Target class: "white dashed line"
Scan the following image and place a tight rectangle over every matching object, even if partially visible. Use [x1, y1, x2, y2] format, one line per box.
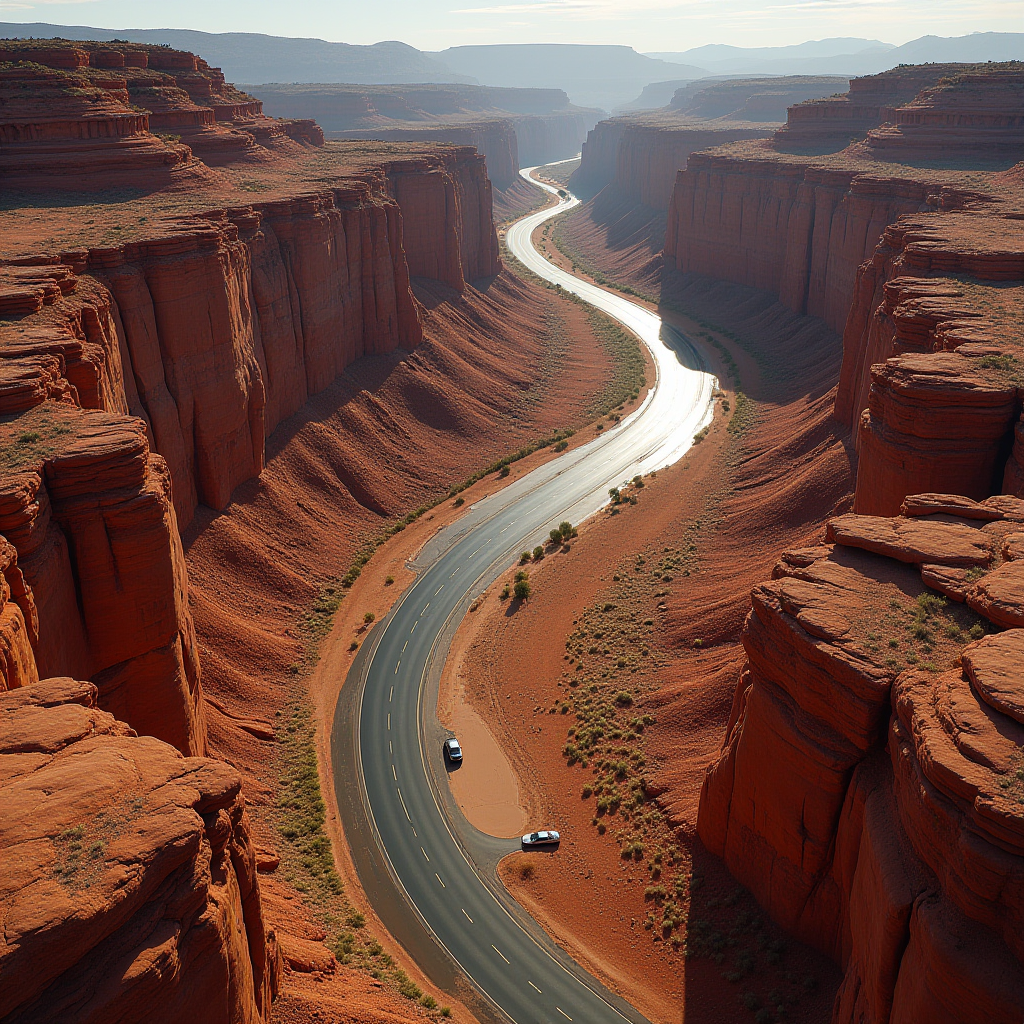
[528, 981, 541, 994]
[421, 847, 430, 861]
[556, 1009, 572, 1021]
[462, 908, 473, 923]
[435, 873, 445, 888]
[391, 764, 396, 780]
[395, 661, 400, 674]
[434, 584, 444, 595]
[397, 787, 411, 821]
[491, 945, 510, 965]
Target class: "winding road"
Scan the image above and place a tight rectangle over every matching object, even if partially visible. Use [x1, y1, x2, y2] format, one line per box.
[332, 166, 716, 1024]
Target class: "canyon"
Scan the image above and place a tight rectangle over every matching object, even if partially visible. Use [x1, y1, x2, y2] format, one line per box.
[249, 82, 600, 194]
[1, 24, 1023, 1024]
[0, 37, 620, 1024]
[455, 59, 1024, 1024]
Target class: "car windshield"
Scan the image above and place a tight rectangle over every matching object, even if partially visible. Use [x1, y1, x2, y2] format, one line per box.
[530, 833, 540, 840]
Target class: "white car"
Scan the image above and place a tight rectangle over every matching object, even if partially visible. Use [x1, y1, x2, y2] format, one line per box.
[443, 737, 463, 763]
[522, 830, 560, 846]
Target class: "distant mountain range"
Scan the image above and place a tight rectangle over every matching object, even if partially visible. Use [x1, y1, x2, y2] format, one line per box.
[424, 44, 706, 112]
[1, 23, 1022, 113]
[648, 32, 1024, 78]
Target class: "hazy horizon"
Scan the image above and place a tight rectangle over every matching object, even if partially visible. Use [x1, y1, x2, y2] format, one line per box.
[0, 0, 1016, 51]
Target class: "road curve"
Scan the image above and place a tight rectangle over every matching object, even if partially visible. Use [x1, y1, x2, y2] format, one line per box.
[334, 168, 717, 1024]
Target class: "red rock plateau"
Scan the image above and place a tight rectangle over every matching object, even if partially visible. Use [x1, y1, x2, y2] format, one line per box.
[249, 81, 600, 192]
[0, 677, 279, 1023]
[0, 40, 323, 188]
[0, 36, 625, 1024]
[699, 496, 1024, 1021]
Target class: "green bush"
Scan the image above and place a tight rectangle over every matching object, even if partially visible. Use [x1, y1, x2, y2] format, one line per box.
[514, 577, 531, 601]
[364, 611, 375, 624]
[559, 520, 574, 540]
[550, 528, 563, 545]
[533, 546, 544, 561]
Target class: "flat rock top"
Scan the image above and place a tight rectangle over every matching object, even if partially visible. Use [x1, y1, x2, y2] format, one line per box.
[963, 629, 1024, 725]
[827, 513, 993, 567]
[969, 560, 1024, 629]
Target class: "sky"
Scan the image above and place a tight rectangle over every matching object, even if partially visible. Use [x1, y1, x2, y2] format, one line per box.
[0, 0, 1020, 51]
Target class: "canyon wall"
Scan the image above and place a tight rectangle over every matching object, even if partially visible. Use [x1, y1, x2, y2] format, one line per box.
[664, 152, 934, 335]
[697, 497, 1024, 1022]
[571, 117, 777, 206]
[0, 145, 499, 762]
[0, 676, 278, 1023]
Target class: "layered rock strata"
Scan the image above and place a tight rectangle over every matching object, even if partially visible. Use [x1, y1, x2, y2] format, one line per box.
[0, 677, 278, 1023]
[571, 114, 777, 207]
[867, 64, 1024, 165]
[0, 407, 206, 757]
[0, 40, 323, 187]
[835, 205, 1024, 513]
[665, 153, 935, 333]
[774, 64, 965, 150]
[698, 494, 1024, 1022]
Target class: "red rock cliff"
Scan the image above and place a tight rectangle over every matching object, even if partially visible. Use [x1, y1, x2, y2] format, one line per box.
[0, 676, 278, 1023]
[698, 495, 1024, 1022]
[665, 149, 932, 333]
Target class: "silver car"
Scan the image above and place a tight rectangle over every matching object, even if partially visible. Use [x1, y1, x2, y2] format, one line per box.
[443, 737, 463, 763]
[522, 830, 560, 846]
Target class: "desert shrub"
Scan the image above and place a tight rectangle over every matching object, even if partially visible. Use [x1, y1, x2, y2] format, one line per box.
[533, 546, 544, 560]
[364, 612, 375, 624]
[514, 578, 531, 601]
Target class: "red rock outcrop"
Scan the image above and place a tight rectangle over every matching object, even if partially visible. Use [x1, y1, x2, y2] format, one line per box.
[0, 407, 206, 758]
[774, 64, 966, 151]
[698, 494, 1024, 1022]
[0, 676, 279, 1023]
[867, 63, 1024, 165]
[834, 202, 1023, 514]
[0, 61, 199, 189]
[572, 115, 778, 208]
[0, 40, 323, 187]
[665, 151, 937, 333]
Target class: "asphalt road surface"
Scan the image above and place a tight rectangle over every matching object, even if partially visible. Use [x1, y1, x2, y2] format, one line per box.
[336, 166, 716, 1024]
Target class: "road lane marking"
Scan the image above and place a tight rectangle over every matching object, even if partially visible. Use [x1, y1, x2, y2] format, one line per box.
[470, 548, 480, 556]
[528, 981, 541, 993]
[389, 686, 393, 702]
[462, 908, 473, 923]
[389, 740, 392, 755]
[421, 846, 430, 861]
[402, 641, 408, 652]
[421, 603, 430, 615]
[434, 584, 444, 595]
[397, 787, 411, 821]
[391, 764, 396, 780]
[556, 1009, 572, 1021]
[411, 620, 417, 633]
[491, 945, 510, 965]
[449, 568, 459, 577]
[395, 661, 400, 674]
[387, 714, 390, 730]
[435, 873, 445, 888]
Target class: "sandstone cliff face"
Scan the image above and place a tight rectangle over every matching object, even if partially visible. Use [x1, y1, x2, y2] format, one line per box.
[0, 677, 278, 1023]
[866, 64, 1024, 165]
[572, 116, 776, 206]
[0, 406, 206, 758]
[1, 147, 500, 529]
[665, 150, 932, 334]
[774, 64, 965, 150]
[698, 495, 1024, 1022]
[0, 40, 322, 189]
[834, 204, 1023, 514]
[334, 121, 520, 190]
